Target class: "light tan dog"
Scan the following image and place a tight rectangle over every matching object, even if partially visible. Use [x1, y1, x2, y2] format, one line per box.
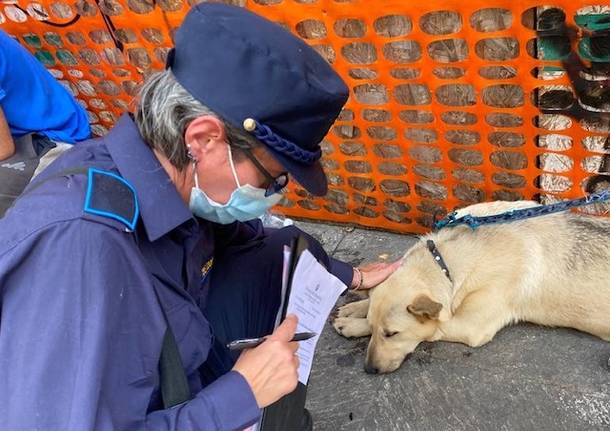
[333, 200, 610, 374]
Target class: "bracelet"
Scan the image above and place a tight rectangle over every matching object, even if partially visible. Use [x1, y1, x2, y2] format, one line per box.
[352, 267, 364, 290]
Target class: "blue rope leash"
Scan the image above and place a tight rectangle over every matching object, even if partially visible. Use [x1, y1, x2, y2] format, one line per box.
[434, 189, 610, 231]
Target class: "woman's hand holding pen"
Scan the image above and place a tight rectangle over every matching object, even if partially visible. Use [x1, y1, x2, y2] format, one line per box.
[232, 314, 300, 408]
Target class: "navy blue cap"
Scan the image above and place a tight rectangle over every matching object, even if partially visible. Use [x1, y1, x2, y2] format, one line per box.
[167, 3, 349, 196]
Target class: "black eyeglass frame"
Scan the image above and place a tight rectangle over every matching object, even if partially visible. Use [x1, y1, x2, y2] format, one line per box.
[240, 148, 289, 197]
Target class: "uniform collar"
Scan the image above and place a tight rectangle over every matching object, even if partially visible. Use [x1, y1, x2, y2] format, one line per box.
[104, 114, 194, 242]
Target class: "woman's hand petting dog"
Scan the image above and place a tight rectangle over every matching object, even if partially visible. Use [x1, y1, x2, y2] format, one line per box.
[352, 260, 402, 290]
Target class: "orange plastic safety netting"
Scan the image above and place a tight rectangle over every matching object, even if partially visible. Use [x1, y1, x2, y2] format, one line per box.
[1, 0, 609, 233]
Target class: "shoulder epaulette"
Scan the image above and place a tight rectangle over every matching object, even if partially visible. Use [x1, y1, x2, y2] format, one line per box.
[84, 168, 139, 231]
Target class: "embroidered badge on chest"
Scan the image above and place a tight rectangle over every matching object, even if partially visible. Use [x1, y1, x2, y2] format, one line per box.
[201, 258, 214, 280]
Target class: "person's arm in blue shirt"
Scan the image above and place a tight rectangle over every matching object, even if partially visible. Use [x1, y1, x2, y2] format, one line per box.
[0, 36, 13, 161]
[0, 105, 15, 160]
[0, 220, 260, 431]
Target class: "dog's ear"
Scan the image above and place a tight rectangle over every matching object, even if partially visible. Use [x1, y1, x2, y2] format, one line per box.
[407, 295, 442, 321]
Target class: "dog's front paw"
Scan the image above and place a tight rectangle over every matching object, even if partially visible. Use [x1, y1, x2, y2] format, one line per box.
[336, 299, 370, 319]
[333, 317, 372, 338]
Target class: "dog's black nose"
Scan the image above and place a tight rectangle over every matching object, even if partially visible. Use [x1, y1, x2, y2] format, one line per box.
[364, 364, 379, 374]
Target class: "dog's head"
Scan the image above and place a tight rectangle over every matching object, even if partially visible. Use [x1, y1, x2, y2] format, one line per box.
[364, 244, 452, 374]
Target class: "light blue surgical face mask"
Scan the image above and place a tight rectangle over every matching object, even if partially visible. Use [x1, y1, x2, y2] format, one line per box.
[189, 146, 282, 224]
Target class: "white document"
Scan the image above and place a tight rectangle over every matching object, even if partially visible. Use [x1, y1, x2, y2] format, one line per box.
[285, 249, 348, 384]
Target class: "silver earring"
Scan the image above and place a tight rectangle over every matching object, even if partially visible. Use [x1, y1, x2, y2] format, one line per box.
[186, 144, 197, 162]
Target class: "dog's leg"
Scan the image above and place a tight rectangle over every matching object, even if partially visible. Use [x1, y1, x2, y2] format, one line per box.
[336, 298, 370, 318]
[434, 290, 510, 348]
[333, 317, 371, 338]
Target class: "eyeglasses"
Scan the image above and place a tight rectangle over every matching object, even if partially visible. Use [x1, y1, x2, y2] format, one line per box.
[241, 149, 289, 197]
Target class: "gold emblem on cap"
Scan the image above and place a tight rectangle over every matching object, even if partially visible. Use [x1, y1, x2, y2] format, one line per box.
[243, 118, 256, 132]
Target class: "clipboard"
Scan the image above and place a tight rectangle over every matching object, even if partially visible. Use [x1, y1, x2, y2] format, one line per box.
[258, 234, 312, 431]
[281, 234, 309, 319]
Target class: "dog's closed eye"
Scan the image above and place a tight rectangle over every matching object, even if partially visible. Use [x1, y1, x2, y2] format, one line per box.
[384, 330, 399, 338]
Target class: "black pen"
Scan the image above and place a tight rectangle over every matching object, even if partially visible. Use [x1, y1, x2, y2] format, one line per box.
[226, 331, 317, 351]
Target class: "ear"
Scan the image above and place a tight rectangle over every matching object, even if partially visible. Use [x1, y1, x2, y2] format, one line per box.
[407, 294, 442, 321]
[184, 115, 227, 160]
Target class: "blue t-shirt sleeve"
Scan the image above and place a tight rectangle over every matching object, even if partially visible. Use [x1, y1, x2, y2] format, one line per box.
[0, 37, 6, 102]
[0, 31, 90, 142]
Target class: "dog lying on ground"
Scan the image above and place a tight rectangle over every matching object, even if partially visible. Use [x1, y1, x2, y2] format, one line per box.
[333, 200, 610, 374]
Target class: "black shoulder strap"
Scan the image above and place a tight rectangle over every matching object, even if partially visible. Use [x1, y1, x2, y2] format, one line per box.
[3, 167, 89, 217]
[21, 167, 90, 195]
[156, 304, 191, 409]
[158, 327, 191, 408]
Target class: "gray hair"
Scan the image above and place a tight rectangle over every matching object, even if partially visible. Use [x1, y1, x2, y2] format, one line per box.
[134, 69, 259, 170]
